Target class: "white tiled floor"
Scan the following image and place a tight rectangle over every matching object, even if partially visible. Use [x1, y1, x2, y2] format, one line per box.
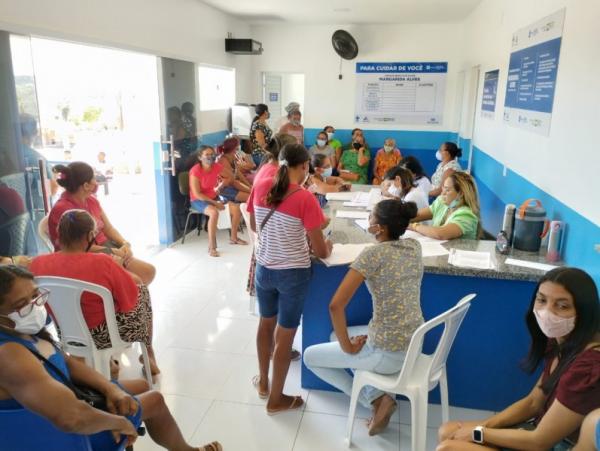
[119, 230, 493, 451]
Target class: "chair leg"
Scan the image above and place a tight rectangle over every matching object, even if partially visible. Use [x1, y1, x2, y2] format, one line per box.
[439, 367, 450, 424]
[182, 212, 193, 244]
[345, 380, 364, 447]
[410, 390, 429, 451]
[139, 343, 154, 388]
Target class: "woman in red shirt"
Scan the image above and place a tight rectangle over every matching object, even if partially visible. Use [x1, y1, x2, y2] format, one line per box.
[189, 146, 247, 257]
[438, 267, 600, 450]
[30, 209, 159, 378]
[49, 162, 155, 285]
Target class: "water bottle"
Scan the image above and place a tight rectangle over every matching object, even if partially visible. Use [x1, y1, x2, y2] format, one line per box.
[546, 221, 563, 262]
[502, 204, 516, 245]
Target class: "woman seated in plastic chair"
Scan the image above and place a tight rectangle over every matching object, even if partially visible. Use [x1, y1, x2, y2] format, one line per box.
[437, 267, 600, 451]
[189, 146, 247, 257]
[215, 137, 251, 201]
[304, 199, 423, 436]
[0, 265, 222, 451]
[30, 210, 160, 379]
[49, 162, 156, 286]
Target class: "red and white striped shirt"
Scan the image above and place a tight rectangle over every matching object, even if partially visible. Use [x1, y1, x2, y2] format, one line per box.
[248, 179, 325, 269]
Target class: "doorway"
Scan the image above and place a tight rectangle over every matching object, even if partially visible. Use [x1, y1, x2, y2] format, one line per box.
[262, 72, 305, 130]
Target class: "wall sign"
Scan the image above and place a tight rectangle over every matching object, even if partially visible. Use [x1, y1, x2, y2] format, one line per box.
[503, 9, 565, 136]
[354, 62, 447, 125]
[481, 69, 499, 119]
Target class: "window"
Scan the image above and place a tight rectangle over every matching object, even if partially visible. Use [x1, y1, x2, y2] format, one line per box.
[198, 66, 235, 111]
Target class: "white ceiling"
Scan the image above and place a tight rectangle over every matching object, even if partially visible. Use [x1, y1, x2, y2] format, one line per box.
[200, 0, 482, 25]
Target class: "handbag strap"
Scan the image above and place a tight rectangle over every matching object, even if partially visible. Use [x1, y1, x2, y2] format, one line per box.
[25, 345, 86, 399]
[259, 188, 302, 232]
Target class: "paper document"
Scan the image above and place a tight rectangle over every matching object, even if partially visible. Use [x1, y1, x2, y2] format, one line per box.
[366, 188, 383, 211]
[448, 249, 493, 270]
[336, 210, 370, 219]
[355, 219, 369, 231]
[420, 242, 450, 257]
[402, 229, 447, 244]
[325, 192, 356, 201]
[320, 243, 373, 267]
[343, 201, 368, 207]
[505, 258, 558, 272]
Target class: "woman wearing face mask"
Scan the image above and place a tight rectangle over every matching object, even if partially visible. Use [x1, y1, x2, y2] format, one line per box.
[323, 125, 343, 160]
[304, 199, 422, 436]
[189, 146, 247, 257]
[309, 131, 337, 168]
[30, 209, 160, 378]
[278, 109, 304, 145]
[372, 138, 402, 185]
[409, 172, 481, 240]
[438, 267, 600, 451]
[307, 155, 349, 208]
[247, 144, 332, 415]
[400, 156, 433, 196]
[49, 162, 156, 285]
[381, 167, 429, 210]
[216, 137, 251, 201]
[0, 265, 223, 451]
[250, 103, 273, 167]
[430, 142, 462, 197]
[339, 129, 370, 185]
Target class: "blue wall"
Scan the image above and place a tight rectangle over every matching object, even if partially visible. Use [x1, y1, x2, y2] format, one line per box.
[200, 130, 229, 147]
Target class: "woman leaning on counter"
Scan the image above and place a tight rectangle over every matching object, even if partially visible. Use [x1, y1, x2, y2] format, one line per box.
[408, 171, 481, 240]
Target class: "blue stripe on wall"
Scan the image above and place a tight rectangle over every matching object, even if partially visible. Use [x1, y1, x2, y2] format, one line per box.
[471, 146, 600, 287]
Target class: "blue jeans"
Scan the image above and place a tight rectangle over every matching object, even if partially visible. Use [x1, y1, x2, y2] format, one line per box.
[304, 325, 405, 409]
[255, 264, 311, 329]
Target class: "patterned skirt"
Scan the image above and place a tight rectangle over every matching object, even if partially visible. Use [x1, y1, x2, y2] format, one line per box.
[246, 251, 257, 297]
[89, 284, 153, 350]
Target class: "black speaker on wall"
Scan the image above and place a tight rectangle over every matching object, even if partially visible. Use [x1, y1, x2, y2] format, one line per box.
[225, 39, 263, 55]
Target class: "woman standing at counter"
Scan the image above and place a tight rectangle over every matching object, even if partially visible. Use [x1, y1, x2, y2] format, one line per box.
[409, 172, 481, 240]
[437, 267, 600, 451]
[304, 199, 423, 436]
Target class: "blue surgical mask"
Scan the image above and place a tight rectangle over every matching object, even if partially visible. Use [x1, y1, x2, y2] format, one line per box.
[202, 156, 216, 165]
[317, 139, 327, 147]
[448, 198, 460, 209]
[322, 167, 333, 178]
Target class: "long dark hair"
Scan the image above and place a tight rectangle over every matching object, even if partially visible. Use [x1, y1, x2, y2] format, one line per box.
[0, 265, 54, 343]
[400, 156, 428, 180]
[53, 162, 95, 193]
[384, 166, 416, 199]
[267, 144, 309, 206]
[522, 267, 600, 394]
[372, 199, 418, 240]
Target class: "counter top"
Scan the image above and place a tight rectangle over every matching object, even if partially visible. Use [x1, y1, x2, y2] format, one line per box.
[322, 185, 561, 282]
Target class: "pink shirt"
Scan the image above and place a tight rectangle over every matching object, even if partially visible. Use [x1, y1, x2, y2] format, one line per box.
[189, 162, 223, 200]
[49, 192, 106, 249]
[254, 163, 279, 186]
[279, 123, 304, 145]
[248, 178, 325, 269]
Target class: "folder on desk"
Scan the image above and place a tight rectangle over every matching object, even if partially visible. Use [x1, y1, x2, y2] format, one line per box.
[320, 243, 373, 267]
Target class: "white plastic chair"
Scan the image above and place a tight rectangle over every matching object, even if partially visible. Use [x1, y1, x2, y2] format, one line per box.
[346, 293, 477, 450]
[35, 276, 153, 387]
[240, 203, 258, 316]
[37, 215, 54, 252]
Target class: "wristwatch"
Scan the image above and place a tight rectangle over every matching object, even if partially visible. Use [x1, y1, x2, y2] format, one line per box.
[472, 425, 484, 444]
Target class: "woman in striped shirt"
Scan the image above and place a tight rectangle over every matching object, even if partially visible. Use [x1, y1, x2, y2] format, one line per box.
[247, 144, 332, 415]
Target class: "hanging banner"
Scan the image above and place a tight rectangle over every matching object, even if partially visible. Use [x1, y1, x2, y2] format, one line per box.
[481, 69, 499, 120]
[503, 9, 565, 136]
[354, 62, 447, 125]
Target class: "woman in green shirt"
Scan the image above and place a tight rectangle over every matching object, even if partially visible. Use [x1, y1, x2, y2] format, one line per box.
[408, 172, 481, 240]
[338, 131, 370, 184]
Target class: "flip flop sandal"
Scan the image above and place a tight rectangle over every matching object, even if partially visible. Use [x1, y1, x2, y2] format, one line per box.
[266, 396, 304, 416]
[199, 441, 223, 451]
[252, 375, 269, 399]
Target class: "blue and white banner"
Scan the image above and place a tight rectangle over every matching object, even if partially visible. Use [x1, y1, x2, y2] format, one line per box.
[355, 62, 447, 125]
[503, 9, 565, 136]
[481, 69, 499, 119]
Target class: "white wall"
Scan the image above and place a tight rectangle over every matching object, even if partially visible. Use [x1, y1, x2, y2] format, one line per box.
[249, 24, 465, 131]
[463, 0, 600, 226]
[0, 0, 253, 133]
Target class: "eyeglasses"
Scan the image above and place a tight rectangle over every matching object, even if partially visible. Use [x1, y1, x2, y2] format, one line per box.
[15, 287, 50, 318]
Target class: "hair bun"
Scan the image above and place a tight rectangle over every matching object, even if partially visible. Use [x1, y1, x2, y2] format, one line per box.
[401, 201, 418, 219]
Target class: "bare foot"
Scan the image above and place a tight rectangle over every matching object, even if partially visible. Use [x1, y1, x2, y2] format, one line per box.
[197, 441, 222, 451]
[266, 394, 304, 415]
[369, 394, 397, 436]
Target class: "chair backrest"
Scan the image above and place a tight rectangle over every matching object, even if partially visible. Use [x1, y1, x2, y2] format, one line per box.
[35, 276, 127, 362]
[0, 212, 29, 256]
[397, 294, 476, 389]
[178, 171, 190, 196]
[37, 214, 54, 252]
[0, 408, 93, 451]
[240, 203, 257, 248]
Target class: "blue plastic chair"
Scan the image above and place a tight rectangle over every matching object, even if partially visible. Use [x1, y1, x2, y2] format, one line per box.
[0, 407, 127, 451]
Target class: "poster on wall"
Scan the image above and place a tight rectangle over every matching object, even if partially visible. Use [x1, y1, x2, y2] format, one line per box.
[503, 9, 565, 136]
[354, 62, 447, 125]
[481, 69, 499, 119]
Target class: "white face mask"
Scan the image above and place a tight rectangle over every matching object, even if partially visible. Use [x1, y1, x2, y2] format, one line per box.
[327, 132, 334, 140]
[322, 167, 333, 178]
[317, 139, 327, 147]
[388, 185, 401, 197]
[436, 150, 443, 161]
[384, 145, 394, 153]
[534, 308, 576, 338]
[7, 304, 48, 335]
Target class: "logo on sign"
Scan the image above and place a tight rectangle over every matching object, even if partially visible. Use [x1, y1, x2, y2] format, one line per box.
[269, 93, 278, 102]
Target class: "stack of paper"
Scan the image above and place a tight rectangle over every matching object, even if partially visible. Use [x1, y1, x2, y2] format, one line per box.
[336, 210, 370, 219]
[402, 229, 447, 244]
[325, 192, 356, 201]
[355, 219, 369, 231]
[320, 243, 373, 266]
[419, 241, 450, 257]
[448, 249, 493, 269]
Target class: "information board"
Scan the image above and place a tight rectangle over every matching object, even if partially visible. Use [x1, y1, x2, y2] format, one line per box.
[355, 62, 447, 125]
[503, 9, 565, 135]
[481, 69, 499, 119]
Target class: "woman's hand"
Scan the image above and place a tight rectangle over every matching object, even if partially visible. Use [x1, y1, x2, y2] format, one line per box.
[451, 424, 475, 442]
[105, 386, 138, 417]
[214, 201, 226, 211]
[344, 335, 367, 354]
[119, 243, 133, 259]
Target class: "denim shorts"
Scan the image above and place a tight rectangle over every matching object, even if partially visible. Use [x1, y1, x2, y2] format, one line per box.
[219, 186, 239, 203]
[255, 264, 311, 329]
[191, 198, 216, 213]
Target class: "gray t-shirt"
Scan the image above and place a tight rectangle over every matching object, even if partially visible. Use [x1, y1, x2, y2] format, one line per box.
[350, 239, 424, 352]
[309, 144, 334, 159]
